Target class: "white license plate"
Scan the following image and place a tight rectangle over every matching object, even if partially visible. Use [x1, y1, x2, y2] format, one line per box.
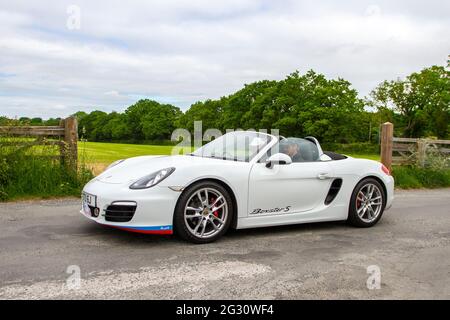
[82, 192, 97, 207]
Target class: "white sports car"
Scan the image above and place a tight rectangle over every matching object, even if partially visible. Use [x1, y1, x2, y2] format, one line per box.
[81, 131, 394, 243]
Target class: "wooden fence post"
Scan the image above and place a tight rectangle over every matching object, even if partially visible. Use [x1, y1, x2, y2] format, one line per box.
[62, 117, 78, 171]
[380, 122, 393, 170]
[417, 139, 427, 167]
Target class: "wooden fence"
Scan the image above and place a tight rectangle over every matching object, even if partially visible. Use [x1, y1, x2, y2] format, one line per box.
[0, 117, 78, 171]
[380, 122, 450, 170]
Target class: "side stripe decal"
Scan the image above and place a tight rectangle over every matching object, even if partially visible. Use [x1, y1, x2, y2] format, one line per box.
[107, 225, 173, 235]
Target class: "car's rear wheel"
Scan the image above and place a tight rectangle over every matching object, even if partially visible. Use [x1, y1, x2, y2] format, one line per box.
[347, 178, 386, 227]
[174, 181, 233, 244]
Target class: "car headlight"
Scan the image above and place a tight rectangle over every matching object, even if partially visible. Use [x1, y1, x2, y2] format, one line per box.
[106, 159, 125, 170]
[129, 167, 176, 189]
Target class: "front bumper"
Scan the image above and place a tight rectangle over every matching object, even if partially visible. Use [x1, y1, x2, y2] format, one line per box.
[80, 179, 180, 234]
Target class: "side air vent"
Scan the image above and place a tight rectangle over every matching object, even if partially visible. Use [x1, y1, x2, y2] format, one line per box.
[325, 178, 343, 205]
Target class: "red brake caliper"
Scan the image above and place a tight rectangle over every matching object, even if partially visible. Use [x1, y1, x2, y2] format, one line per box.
[210, 197, 219, 217]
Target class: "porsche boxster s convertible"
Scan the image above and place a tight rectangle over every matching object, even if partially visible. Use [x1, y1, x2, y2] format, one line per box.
[81, 131, 394, 243]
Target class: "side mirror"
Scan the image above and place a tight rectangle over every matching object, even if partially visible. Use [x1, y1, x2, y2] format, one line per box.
[265, 153, 292, 168]
[320, 154, 332, 161]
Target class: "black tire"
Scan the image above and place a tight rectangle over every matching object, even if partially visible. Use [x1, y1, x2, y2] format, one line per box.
[174, 181, 234, 244]
[347, 178, 386, 227]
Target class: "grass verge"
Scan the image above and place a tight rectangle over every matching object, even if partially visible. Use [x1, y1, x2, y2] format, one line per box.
[392, 166, 450, 189]
[1, 139, 93, 201]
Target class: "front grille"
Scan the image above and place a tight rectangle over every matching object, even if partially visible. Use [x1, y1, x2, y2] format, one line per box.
[105, 204, 137, 222]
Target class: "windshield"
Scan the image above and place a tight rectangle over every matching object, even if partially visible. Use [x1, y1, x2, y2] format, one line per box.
[191, 131, 272, 162]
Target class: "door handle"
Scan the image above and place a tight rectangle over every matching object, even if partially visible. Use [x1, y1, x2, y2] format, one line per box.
[317, 173, 331, 180]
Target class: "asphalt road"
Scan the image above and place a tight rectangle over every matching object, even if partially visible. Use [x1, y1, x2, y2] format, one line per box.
[0, 188, 449, 299]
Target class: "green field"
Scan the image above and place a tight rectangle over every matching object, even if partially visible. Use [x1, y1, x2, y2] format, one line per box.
[79, 141, 380, 166]
[344, 153, 380, 161]
[78, 141, 175, 164]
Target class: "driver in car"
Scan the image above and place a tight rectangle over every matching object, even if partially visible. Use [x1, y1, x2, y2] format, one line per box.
[281, 141, 303, 162]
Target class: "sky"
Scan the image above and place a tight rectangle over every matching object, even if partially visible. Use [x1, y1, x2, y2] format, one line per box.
[0, 0, 449, 118]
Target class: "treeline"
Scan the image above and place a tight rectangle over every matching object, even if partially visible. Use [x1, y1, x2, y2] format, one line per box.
[2, 63, 448, 143]
[0, 117, 63, 127]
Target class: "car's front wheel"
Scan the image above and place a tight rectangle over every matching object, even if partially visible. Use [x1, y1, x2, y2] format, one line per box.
[347, 178, 386, 227]
[174, 181, 233, 244]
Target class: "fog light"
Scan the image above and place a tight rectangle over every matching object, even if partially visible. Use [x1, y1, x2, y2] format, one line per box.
[93, 208, 100, 217]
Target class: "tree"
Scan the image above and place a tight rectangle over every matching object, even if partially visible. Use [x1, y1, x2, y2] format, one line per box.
[19, 117, 30, 124]
[78, 110, 108, 140]
[294, 72, 365, 142]
[221, 80, 277, 130]
[125, 99, 181, 140]
[73, 111, 87, 122]
[226, 70, 365, 142]
[0, 116, 10, 126]
[107, 113, 131, 140]
[44, 118, 62, 126]
[177, 99, 222, 132]
[30, 118, 43, 125]
[369, 64, 449, 138]
[409, 65, 449, 138]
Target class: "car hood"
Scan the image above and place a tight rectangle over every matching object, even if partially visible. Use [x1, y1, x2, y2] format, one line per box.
[94, 155, 231, 184]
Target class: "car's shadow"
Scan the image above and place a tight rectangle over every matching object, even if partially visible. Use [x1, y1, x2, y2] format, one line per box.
[226, 220, 349, 239]
[79, 219, 352, 246]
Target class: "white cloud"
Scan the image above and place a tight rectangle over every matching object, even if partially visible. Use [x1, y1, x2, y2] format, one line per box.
[0, 0, 448, 118]
[104, 90, 121, 97]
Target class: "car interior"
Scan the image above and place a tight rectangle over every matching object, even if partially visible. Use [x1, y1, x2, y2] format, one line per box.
[261, 137, 347, 163]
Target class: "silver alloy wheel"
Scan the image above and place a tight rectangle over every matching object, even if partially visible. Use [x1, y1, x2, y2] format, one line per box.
[355, 183, 383, 223]
[184, 187, 228, 239]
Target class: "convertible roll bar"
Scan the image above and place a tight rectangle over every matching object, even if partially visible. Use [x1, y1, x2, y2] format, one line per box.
[305, 136, 325, 156]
